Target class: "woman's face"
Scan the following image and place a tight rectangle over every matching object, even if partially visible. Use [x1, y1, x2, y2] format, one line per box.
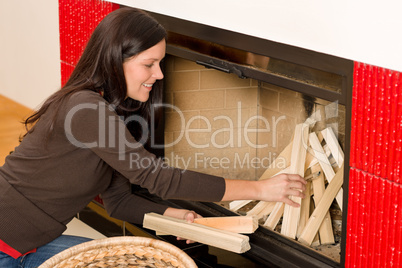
[123, 39, 166, 102]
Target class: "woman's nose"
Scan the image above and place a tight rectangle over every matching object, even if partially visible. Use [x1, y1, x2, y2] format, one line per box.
[153, 65, 164, 80]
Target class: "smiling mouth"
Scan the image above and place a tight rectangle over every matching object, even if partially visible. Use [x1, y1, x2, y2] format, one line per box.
[142, 83, 153, 88]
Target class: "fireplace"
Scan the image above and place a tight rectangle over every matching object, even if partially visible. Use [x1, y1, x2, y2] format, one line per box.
[59, 2, 402, 267]
[134, 11, 353, 268]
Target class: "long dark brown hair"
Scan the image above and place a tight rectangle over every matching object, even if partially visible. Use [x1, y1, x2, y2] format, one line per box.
[24, 7, 167, 143]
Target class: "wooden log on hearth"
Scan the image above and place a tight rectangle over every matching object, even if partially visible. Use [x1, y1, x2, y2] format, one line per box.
[321, 127, 344, 167]
[246, 201, 273, 218]
[297, 180, 312, 238]
[263, 202, 284, 229]
[310, 163, 334, 245]
[309, 132, 343, 210]
[228, 200, 253, 212]
[321, 127, 344, 210]
[298, 164, 344, 246]
[281, 123, 309, 239]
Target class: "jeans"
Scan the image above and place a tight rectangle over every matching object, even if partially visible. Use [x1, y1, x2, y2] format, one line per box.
[0, 235, 92, 268]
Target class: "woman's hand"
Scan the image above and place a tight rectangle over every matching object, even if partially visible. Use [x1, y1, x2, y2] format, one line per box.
[163, 208, 202, 244]
[257, 173, 307, 206]
[222, 173, 307, 207]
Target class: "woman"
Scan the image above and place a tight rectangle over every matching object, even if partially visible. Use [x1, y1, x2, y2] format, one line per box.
[0, 7, 306, 267]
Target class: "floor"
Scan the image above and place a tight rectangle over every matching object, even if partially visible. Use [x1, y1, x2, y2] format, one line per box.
[0, 95, 32, 166]
[0, 94, 105, 240]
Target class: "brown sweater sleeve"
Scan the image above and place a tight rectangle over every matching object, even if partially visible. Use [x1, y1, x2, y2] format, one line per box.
[101, 172, 168, 224]
[65, 91, 226, 203]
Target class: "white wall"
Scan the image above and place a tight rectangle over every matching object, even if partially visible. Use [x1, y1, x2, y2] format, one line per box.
[112, 0, 402, 73]
[0, 0, 61, 109]
[1, 0, 400, 109]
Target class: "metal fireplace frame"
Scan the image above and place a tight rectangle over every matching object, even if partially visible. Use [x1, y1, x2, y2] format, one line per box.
[145, 10, 354, 268]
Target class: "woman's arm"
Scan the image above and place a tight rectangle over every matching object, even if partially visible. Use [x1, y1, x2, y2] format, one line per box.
[103, 172, 201, 243]
[102, 172, 202, 223]
[101, 172, 169, 224]
[222, 173, 307, 207]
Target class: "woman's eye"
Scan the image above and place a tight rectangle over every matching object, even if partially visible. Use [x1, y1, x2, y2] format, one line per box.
[145, 64, 154, 68]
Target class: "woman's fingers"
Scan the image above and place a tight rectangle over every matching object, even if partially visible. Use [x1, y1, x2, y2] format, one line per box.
[289, 181, 306, 192]
[178, 211, 201, 244]
[287, 173, 307, 183]
[259, 173, 308, 206]
[283, 197, 301, 207]
[281, 174, 308, 207]
[287, 188, 305, 198]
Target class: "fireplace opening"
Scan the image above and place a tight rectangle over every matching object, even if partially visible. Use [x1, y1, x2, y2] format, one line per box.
[164, 53, 344, 263]
[143, 10, 353, 268]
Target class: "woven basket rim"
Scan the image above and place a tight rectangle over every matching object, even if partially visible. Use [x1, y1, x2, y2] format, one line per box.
[39, 236, 197, 268]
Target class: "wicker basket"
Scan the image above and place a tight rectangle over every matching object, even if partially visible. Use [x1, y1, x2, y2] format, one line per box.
[39, 236, 197, 268]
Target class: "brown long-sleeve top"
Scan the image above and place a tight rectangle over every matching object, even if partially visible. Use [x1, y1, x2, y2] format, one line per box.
[0, 90, 225, 255]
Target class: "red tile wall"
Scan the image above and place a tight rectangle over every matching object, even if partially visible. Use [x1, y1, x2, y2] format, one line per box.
[347, 62, 402, 267]
[350, 63, 402, 182]
[58, 0, 119, 86]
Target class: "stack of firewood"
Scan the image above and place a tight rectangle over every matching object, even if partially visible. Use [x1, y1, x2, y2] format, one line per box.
[143, 122, 344, 253]
[229, 124, 344, 247]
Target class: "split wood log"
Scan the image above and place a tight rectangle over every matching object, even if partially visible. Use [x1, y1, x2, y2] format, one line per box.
[309, 132, 343, 210]
[310, 164, 334, 245]
[194, 216, 258, 234]
[246, 201, 272, 218]
[281, 123, 309, 239]
[228, 200, 253, 212]
[304, 171, 321, 181]
[143, 213, 250, 253]
[296, 180, 312, 238]
[257, 203, 276, 220]
[310, 200, 321, 247]
[306, 143, 332, 170]
[323, 144, 339, 172]
[305, 131, 324, 170]
[298, 164, 344, 246]
[263, 202, 284, 229]
[322, 127, 344, 205]
[321, 127, 344, 167]
[252, 202, 276, 220]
